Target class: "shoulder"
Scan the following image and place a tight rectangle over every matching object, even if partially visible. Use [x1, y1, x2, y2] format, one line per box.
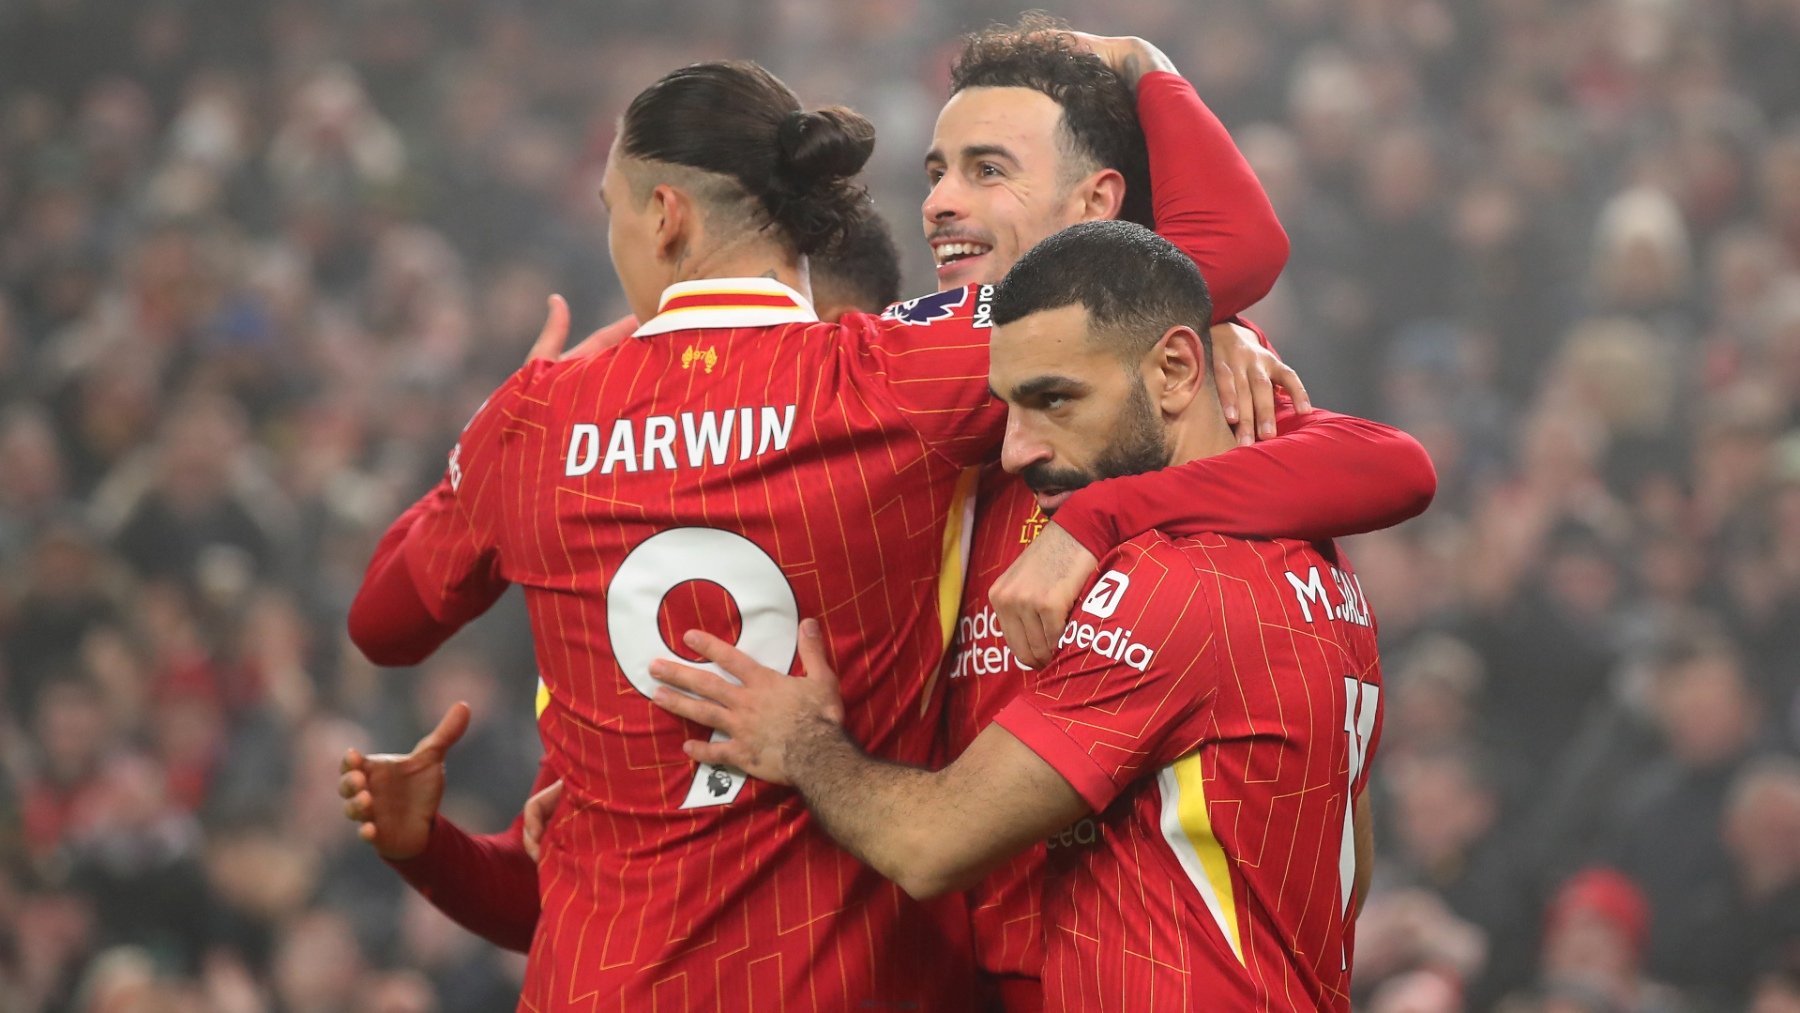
[869, 284, 997, 332]
[1069, 534, 1220, 651]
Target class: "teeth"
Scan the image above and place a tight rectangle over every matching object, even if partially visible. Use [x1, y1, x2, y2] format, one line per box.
[934, 242, 991, 266]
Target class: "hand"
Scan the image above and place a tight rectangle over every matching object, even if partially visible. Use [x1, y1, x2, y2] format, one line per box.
[1211, 322, 1311, 447]
[522, 779, 563, 862]
[1062, 31, 1178, 89]
[990, 521, 1096, 671]
[646, 620, 845, 786]
[525, 295, 634, 364]
[338, 702, 470, 860]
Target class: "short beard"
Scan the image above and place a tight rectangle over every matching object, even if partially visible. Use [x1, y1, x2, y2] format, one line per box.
[1021, 379, 1170, 513]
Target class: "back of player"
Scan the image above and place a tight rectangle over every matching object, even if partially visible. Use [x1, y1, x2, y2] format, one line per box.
[997, 531, 1382, 1012]
[415, 281, 999, 1009]
[382, 63, 998, 1010]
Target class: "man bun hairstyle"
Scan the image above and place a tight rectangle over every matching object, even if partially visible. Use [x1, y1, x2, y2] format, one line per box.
[620, 61, 875, 256]
[993, 220, 1213, 367]
[951, 14, 1152, 228]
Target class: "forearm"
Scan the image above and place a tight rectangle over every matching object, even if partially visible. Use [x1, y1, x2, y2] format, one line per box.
[1138, 71, 1288, 321]
[387, 814, 540, 952]
[786, 720, 982, 900]
[1053, 409, 1437, 553]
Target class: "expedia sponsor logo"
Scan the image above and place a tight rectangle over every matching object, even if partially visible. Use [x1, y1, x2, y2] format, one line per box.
[1081, 570, 1130, 619]
[1058, 618, 1155, 672]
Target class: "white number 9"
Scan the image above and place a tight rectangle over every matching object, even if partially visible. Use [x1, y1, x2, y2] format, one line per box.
[607, 527, 799, 808]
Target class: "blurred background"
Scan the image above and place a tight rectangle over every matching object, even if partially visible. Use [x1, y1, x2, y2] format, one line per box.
[1, 0, 1798, 1010]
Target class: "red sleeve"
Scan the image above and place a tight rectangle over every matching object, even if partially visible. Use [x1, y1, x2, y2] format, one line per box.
[1051, 409, 1437, 557]
[1138, 71, 1289, 323]
[347, 364, 547, 665]
[347, 476, 486, 666]
[384, 760, 556, 953]
[857, 288, 1008, 468]
[992, 541, 1219, 812]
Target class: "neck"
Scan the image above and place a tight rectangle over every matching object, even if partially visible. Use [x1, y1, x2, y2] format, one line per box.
[1164, 404, 1240, 468]
[674, 237, 812, 304]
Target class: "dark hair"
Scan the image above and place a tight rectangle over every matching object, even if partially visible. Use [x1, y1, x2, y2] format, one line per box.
[619, 61, 876, 256]
[951, 15, 1152, 227]
[812, 206, 902, 313]
[993, 220, 1212, 365]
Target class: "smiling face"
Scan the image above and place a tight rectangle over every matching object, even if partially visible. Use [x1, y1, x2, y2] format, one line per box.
[989, 304, 1171, 513]
[923, 87, 1119, 291]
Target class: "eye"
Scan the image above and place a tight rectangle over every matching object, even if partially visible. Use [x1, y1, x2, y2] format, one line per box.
[926, 166, 945, 185]
[977, 162, 1003, 178]
[1042, 394, 1067, 411]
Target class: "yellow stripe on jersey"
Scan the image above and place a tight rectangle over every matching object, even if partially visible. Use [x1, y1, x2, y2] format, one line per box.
[1158, 756, 1245, 964]
[535, 677, 550, 719]
[923, 466, 981, 715]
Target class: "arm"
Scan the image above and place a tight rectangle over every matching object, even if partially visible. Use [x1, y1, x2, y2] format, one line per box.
[1056, 406, 1438, 553]
[645, 622, 1089, 899]
[1135, 68, 1288, 321]
[1078, 34, 1299, 441]
[386, 768, 552, 953]
[761, 718, 1085, 900]
[349, 296, 606, 667]
[339, 704, 547, 953]
[993, 406, 1433, 668]
[347, 475, 501, 666]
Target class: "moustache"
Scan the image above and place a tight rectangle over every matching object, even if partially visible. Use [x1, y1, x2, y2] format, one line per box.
[1021, 462, 1095, 496]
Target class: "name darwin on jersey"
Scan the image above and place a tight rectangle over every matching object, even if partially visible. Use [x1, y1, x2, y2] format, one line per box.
[565, 405, 797, 476]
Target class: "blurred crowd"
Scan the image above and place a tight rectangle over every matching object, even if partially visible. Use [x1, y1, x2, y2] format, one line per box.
[0, 0, 1797, 1010]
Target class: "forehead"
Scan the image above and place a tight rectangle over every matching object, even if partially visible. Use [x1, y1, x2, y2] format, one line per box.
[989, 304, 1108, 387]
[931, 86, 1066, 163]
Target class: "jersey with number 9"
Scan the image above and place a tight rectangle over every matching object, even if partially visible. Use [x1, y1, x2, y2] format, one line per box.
[396, 281, 996, 1011]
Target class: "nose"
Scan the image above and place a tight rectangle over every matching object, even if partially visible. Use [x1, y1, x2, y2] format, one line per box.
[923, 173, 966, 226]
[1000, 410, 1051, 477]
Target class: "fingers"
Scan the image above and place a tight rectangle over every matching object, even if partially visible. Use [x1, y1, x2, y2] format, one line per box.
[337, 768, 367, 801]
[682, 738, 746, 769]
[524, 779, 563, 863]
[562, 316, 635, 361]
[526, 295, 571, 363]
[1250, 364, 1277, 441]
[650, 685, 735, 734]
[1273, 360, 1313, 414]
[343, 788, 373, 823]
[649, 658, 743, 706]
[682, 630, 769, 684]
[1214, 355, 1240, 427]
[796, 618, 843, 722]
[415, 701, 472, 760]
[795, 619, 838, 694]
[1232, 363, 1257, 446]
[358, 822, 378, 844]
[340, 747, 364, 777]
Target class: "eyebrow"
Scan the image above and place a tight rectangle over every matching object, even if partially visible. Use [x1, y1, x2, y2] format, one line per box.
[1008, 374, 1091, 402]
[923, 143, 1022, 170]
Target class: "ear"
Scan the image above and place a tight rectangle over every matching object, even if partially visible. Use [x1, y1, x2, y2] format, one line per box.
[650, 183, 691, 266]
[1146, 325, 1209, 417]
[1073, 167, 1128, 223]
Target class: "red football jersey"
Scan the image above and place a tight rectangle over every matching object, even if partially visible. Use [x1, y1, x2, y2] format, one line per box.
[401, 278, 1000, 1011]
[993, 532, 1383, 1013]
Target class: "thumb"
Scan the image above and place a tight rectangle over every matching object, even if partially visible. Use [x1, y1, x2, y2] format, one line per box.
[797, 618, 839, 696]
[526, 295, 572, 363]
[414, 701, 472, 761]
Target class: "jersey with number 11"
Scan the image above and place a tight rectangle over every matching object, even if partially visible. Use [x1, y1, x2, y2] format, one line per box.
[400, 279, 997, 1011]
